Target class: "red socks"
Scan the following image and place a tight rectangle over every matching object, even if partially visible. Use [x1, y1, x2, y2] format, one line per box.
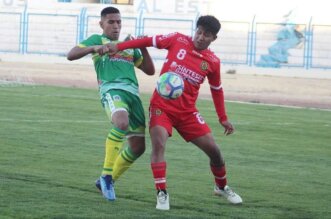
[210, 165, 227, 189]
[151, 162, 227, 191]
[151, 162, 167, 190]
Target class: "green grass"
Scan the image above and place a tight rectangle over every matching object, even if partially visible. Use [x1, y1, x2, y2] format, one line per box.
[1, 85, 330, 219]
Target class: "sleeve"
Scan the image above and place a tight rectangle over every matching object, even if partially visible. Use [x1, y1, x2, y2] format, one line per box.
[78, 34, 100, 47]
[207, 60, 228, 123]
[133, 48, 143, 67]
[117, 37, 154, 50]
[117, 32, 178, 51]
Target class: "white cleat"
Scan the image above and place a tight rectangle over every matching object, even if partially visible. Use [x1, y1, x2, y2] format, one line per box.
[156, 190, 170, 210]
[214, 185, 243, 204]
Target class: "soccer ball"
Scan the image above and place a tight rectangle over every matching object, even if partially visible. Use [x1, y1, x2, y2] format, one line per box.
[156, 72, 184, 100]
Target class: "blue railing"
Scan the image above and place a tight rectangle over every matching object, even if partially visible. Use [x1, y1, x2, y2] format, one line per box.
[0, 9, 330, 69]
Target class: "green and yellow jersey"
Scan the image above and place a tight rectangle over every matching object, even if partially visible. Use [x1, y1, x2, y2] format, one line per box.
[78, 34, 143, 97]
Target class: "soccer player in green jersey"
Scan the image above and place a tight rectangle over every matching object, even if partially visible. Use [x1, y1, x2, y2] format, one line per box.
[67, 6, 155, 201]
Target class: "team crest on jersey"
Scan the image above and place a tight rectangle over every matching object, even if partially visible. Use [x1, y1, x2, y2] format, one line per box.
[150, 108, 162, 116]
[155, 109, 162, 115]
[200, 61, 208, 71]
[113, 95, 121, 101]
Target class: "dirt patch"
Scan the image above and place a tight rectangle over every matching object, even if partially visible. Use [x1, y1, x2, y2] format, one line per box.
[1, 61, 330, 110]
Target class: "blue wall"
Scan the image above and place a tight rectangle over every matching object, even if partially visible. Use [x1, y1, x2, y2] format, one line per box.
[0, 9, 330, 69]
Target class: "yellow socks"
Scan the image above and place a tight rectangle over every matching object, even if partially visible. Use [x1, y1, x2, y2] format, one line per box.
[102, 127, 126, 176]
[113, 146, 138, 181]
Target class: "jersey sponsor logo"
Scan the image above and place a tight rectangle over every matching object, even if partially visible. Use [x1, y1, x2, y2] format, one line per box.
[200, 61, 208, 71]
[170, 62, 204, 85]
[108, 52, 134, 65]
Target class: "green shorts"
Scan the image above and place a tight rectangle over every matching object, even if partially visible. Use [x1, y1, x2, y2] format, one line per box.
[101, 89, 145, 136]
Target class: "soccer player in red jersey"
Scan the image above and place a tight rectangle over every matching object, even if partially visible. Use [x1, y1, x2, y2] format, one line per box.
[99, 15, 242, 210]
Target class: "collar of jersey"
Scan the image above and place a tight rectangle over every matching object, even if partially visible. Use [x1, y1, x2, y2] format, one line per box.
[101, 34, 120, 43]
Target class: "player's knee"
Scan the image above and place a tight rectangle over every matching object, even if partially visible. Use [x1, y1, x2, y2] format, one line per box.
[153, 141, 166, 153]
[114, 121, 129, 131]
[128, 136, 146, 157]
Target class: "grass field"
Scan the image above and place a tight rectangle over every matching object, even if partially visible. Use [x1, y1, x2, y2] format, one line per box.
[1, 85, 330, 219]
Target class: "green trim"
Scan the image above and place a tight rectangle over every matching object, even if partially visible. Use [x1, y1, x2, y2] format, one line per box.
[103, 168, 113, 171]
[124, 148, 135, 161]
[121, 153, 133, 163]
[127, 146, 138, 160]
[110, 131, 124, 140]
[113, 127, 127, 135]
[107, 136, 123, 142]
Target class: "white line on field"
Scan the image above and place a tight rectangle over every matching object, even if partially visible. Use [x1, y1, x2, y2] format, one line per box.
[226, 100, 331, 112]
[0, 118, 105, 123]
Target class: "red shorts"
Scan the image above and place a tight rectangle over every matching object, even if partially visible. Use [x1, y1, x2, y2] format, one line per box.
[149, 106, 211, 142]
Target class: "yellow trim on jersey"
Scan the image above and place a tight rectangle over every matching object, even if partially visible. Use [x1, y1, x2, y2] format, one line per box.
[134, 56, 143, 67]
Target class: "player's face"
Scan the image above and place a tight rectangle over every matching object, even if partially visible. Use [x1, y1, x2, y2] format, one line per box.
[193, 26, 217, 50]
[99, 13, 121, 40]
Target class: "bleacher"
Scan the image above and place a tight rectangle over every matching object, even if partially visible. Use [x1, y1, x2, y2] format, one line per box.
[0, 2, 330, 69]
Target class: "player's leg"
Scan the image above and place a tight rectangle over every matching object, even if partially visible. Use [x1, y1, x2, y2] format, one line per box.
[112, 136, 145, 181]
[177, 110, 242, 204]
[98, 91, 130, 201]
[190, 134, 242, 204]
[149, 107, 173, 210]
[103, 110, 128, 176]
[112, 94, 146, 181]
[150, 125, 170, 210]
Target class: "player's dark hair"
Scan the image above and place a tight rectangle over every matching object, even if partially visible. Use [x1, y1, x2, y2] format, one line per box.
[196, 15, 221, 36]
[101, 7, 120, 17]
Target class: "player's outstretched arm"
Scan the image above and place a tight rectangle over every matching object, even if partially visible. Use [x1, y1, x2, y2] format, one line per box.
[125, 35, 155, 75]
[67, 45, 102, 61]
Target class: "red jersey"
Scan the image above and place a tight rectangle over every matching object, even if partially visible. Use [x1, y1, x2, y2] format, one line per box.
[117, 32, 228, 122]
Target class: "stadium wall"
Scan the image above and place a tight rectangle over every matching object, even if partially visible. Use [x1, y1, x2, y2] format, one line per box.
[0, 0, 330, 74]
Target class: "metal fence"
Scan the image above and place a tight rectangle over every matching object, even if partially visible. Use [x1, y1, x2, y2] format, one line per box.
[0, 9, 330, 69]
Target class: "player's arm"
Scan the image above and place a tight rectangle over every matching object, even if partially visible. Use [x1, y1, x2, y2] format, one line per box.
[67, 35, 103, 60]
[67, 45, 102, 61]
[125, 35, 155, 76]
[210, 85, 234, 135]
[103, 33, 177, 55]
[101, 37, 154, 55]
[118, 36, 153, 50]
[208, 62, 234, 135]
[138, 47, 155, 75]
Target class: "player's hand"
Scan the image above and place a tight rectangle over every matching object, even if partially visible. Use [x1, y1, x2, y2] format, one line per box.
[221, 120, 235, 136]
[95, 43, 118, 56]
[105, 43, 118, 55]
[96, 44, 110, 55]
[124, 34, 134, 41]
[93, 45, 103, 53]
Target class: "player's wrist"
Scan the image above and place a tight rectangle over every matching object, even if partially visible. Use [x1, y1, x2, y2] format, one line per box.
[219, 116, 228, 124]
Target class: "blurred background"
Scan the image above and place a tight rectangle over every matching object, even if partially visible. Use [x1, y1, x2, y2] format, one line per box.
[0, 0, 330, 74]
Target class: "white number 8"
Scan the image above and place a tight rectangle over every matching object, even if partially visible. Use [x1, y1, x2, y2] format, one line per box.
[176, 49, 186, 60]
